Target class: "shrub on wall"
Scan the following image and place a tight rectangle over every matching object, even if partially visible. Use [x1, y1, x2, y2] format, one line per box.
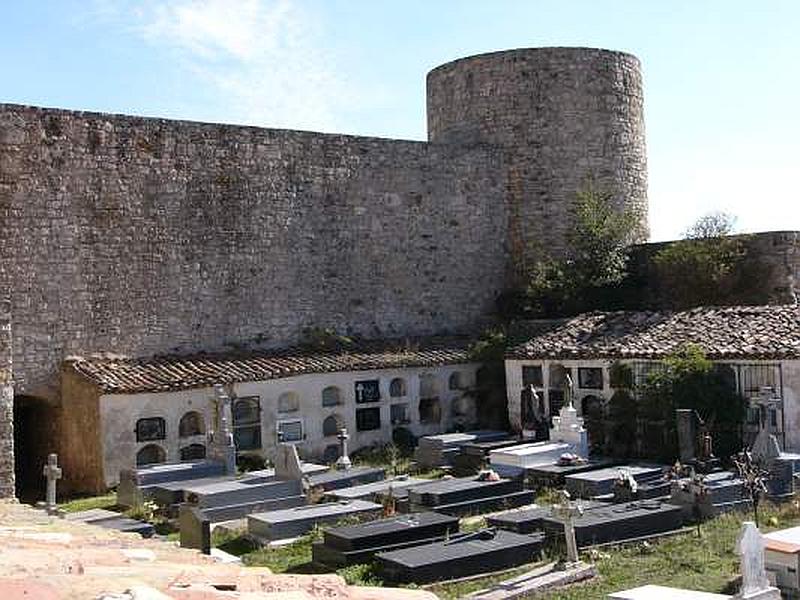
[652, 212, 770, 309]
[509, 183, 643, 318]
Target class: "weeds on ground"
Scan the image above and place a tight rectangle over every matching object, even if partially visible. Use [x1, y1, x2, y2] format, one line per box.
[58, 492, 118, 513]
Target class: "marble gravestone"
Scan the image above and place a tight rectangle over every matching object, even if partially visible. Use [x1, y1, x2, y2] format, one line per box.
[490, 395, 588, 477]
[735, 522, 780, 600]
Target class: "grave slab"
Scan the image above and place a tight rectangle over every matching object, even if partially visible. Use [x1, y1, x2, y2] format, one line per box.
[89, 515, 156, 538]
[307, 467, 385, 492]
[407, 476, 523, 509]
[377, 529, 544, 584]
[312, 512, 459, 567]
[565, 465, 665, 499]
[542, 500, 684, 547]
[487, 500, 607, 535]
[247, 500, 383, 541]
[327, 476, 428, 502]
[489, 442, 572, 477]
[415, 431, 510, 468]
[118, 460, 228, 507]
[525, 458, 617, 486]
[182, 478, 303, 508]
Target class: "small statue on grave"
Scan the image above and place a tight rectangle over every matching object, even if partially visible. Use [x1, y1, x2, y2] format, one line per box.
[520, 384, 540, 439]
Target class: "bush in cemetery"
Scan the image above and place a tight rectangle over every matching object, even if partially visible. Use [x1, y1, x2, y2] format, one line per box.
[639, 344, 747, 461]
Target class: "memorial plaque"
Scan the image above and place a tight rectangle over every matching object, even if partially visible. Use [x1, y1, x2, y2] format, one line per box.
[355, 380, 381, 403]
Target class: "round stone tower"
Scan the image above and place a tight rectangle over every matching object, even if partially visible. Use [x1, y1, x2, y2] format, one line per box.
[427, 47, 648, 275]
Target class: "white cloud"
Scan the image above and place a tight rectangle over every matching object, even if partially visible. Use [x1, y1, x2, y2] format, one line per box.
[95, 0, 350, 132]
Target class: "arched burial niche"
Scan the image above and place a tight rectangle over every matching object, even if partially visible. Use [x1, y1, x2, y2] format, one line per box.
[449, 371, 464, 391]
[136, 444, 166, 466]
[278, 391, 300, 413]
[323, 414, 344, 437]
[179, 411, 205, 437]
[389, 378, 407, 398]
[180, 443, 206, 461]
[321, 386, 342, 407]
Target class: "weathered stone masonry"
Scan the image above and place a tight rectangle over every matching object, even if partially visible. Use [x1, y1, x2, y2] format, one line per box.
[0, 47, 650, 495]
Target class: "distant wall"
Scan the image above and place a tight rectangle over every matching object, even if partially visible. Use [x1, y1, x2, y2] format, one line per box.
[628, 231, 800, 307]
[0, 105, 509, 394]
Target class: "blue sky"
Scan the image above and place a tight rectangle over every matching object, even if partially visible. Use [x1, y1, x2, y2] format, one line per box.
[2, 0, 798, 241]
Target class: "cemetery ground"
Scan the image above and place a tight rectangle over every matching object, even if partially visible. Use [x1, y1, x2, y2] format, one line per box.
[58, 482, 800, 599]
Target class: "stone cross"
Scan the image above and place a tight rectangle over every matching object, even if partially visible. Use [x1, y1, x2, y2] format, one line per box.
[209, 384, 237, 475]
[735, 521, 780, 599]
[552, 489, 583, 564]
[335, 428, 352, 471]
[42, 453, 62, 514]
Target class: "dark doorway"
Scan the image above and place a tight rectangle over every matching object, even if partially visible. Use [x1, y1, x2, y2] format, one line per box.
[13, 394, 57, 502]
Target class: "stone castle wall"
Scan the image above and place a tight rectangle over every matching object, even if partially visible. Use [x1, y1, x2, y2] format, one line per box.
[0, 46, 653, 495]
[630, 231, 800, 307]
[0, 105, 509, 395]
[427, 47, 648, 276]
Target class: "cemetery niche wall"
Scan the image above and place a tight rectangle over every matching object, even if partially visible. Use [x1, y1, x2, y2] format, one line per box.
[58, 338, 479, 492]
[505, 305, 800, 459]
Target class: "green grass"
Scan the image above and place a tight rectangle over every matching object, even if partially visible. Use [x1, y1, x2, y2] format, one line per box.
[541, 502, 800, 599]
[58, 492, 118, 513]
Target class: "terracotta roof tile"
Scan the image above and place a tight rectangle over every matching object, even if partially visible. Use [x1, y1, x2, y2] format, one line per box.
[507, 305, 800, 361]
[66, 336, 474, 394]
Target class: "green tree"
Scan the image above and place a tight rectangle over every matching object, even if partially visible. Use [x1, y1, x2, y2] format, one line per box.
[522, 183, 643, 317]
[639, 344, 746, 461]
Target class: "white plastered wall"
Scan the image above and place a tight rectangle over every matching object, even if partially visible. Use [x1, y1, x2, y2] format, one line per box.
[99, 363, 481, 486]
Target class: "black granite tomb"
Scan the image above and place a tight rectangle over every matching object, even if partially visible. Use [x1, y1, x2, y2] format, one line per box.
[307, 467, 385, 492]
[487, 500, 607, 535]
[541, 500, 683, 547]
[377, 528, 544, 584]
[312, 512, 460, 567]
[406, 476, 535, 516]
[565, 465, 665, 499]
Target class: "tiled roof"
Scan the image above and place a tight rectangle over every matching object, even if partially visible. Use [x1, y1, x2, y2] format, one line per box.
[66, 337, 475, 394]
[507, 305, 800, 361]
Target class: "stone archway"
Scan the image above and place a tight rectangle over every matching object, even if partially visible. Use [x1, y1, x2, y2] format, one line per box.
[13, 394, 58, 502]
